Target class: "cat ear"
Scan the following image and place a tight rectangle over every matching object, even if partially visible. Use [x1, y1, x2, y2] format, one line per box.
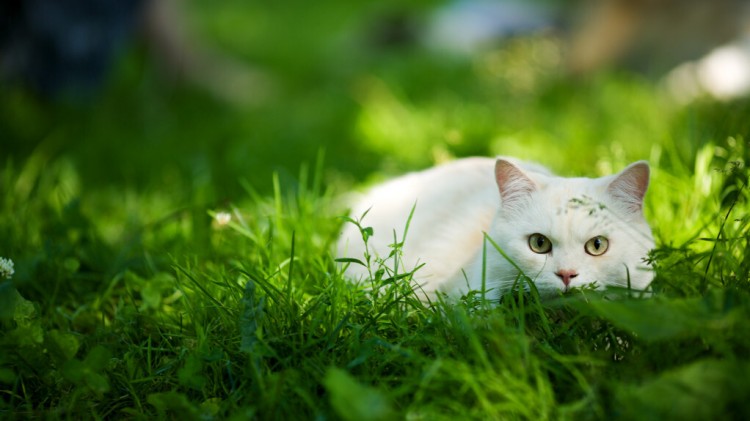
[607, 161, 650, 213]
[495, 159, 537, 206]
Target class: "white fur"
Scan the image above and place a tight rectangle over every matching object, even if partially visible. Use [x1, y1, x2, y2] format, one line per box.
[337, 157, 655, 300]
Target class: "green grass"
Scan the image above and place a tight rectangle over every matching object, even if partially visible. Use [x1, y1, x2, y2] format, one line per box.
[3, 1, 750, 419]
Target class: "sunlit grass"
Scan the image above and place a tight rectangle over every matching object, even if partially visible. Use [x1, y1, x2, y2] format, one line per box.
[3, 130, 750, 418]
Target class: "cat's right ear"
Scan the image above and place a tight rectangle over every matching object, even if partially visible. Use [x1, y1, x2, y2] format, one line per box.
[495, 159, 537, 206]
[607, 161, 650, 214]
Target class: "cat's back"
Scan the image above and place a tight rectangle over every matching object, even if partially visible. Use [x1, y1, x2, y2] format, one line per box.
[342, 156, 549, 214]
[352, 157, 496, 209]
[337, 157, 505, 291]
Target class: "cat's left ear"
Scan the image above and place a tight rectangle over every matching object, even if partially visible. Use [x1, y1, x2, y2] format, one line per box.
[607, 161, 650, 213]
[495, 159, 537, 206]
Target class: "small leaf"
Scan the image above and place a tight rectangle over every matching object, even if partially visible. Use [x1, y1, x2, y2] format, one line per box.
[0, 281, 21, 320]
[200, 398, 223, 417]
[324, 367, 393, 421]
[141, 282, 162, 309]
[148, 391, 202, 419]
[335, 257, 367, 267]
[7, 292, 43, 346]
[0, 368, 16, 384]
[338, 215, 358, 225]
[83, 371, 111, 394]
[62, 346, 112, 395]
[45, 330, 80, 364]
[178, 353, 207, 391]
[62, 359, 86, 384]
[362, 227, 374, 241]
[83, 346, 112, 371]
[388, 241, 404, 251]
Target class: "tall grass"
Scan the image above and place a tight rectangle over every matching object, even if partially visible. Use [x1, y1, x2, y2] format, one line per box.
[2, 138, 750, 419]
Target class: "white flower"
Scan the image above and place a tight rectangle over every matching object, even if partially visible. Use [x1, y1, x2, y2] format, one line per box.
[0, 257, 14, 279]
[215, 211, 232, 226]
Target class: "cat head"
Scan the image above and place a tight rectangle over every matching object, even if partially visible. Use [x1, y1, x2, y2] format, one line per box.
[486, 158, 655, 295]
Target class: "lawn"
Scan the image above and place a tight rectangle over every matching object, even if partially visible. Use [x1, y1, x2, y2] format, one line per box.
[2, 1, 750, 419]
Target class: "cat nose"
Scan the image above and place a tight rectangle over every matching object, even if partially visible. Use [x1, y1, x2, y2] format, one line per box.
[555, 269, 578, 286]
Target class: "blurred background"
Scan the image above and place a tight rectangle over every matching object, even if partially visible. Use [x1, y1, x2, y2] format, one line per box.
[2, 0, 750, 217]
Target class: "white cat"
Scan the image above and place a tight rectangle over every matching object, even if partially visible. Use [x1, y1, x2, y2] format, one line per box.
[337, 157, 655, 300]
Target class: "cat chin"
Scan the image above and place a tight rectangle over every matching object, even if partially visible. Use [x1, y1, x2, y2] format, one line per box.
[509, 282, 652, 299]
[496, 272, 655, 297]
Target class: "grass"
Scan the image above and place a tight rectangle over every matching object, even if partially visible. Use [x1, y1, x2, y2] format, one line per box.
[3, 1, 750, 419]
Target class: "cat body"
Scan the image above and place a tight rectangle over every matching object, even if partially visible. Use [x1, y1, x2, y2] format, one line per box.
[337, 157, 654, 300]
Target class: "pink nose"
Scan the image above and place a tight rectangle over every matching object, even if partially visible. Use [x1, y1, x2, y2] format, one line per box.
[555, 269, 578, 286]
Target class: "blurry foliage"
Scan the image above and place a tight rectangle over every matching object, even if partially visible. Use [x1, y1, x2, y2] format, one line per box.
[2, 0, 750, 419]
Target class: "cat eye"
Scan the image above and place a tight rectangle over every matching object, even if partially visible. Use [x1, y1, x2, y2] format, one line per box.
[528, 233, 552, 254]
[585, 236, 609, 256]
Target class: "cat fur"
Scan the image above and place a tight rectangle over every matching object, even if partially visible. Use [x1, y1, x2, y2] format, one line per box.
[337, 157, 655, 300]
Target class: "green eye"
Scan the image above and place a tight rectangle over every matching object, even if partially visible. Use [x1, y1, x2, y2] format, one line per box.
[528, 233, 552, 254]
[585, 236, 609, 256]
